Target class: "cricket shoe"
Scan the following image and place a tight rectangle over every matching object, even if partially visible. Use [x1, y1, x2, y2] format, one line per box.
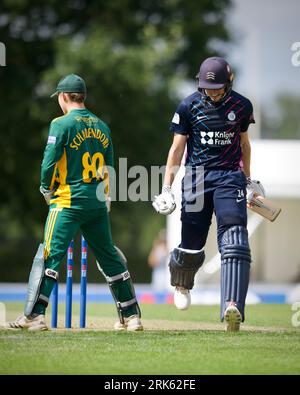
[5, 314, 48, 331]
[174, 287, 191, 310]
[224, 303, 242, 332]
[114, 315, 143, 331]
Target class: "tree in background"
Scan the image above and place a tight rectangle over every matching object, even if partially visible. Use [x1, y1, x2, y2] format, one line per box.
[261, 94, 300, 139]
[0, 0, 232, 281]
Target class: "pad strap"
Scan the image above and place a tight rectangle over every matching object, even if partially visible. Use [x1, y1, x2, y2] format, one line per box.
[169, 248, 205, 289]
[45, 268, 59, 281]
[37, 294, 49, 307]
[97, 267, 140, 323]
[106, 271, 130, 284]
[117, 298, 138, 310]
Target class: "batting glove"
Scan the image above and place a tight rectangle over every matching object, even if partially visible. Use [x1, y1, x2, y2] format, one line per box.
[40, 186, 54, 205]
[246, 177, 266, 204]
[152, 185, 176, 215]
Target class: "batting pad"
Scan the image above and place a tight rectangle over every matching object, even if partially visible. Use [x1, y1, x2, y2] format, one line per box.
[220, 226, 251, 321]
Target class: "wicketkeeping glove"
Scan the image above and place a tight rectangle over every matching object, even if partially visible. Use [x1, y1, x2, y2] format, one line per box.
[246, 178, 266, 204]
[40, 186, 55, 205]
[152, 185, 176, 215]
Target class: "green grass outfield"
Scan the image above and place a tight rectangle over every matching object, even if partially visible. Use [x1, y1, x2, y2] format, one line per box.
[0, 303, 299, 375]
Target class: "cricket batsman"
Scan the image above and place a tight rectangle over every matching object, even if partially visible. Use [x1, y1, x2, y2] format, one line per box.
[7, 74, 143, 331]
[153, 57, 265, 331]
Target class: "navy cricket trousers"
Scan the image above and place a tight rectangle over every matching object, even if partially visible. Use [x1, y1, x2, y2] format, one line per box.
[180, 168, 248, 251]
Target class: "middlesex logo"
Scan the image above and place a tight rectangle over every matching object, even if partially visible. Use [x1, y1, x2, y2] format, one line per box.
[200, 130, 235, 146]
[228, 111, 236, 121]
[206, 72, 215, 80]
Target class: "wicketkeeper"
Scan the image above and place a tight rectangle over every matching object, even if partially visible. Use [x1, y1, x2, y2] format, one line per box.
[7, 74, 143, 331]
[153, 57, 264, 331]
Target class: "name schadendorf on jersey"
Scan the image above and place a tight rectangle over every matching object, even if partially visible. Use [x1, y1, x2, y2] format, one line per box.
[200, 130, 235, 146]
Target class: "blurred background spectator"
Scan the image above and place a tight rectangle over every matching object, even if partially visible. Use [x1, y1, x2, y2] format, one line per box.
[148, 229, 169, 291]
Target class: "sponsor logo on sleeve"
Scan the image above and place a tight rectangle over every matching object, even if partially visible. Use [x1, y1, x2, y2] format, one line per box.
[47, 136, 57, 144]
[172, 113, 180, 124]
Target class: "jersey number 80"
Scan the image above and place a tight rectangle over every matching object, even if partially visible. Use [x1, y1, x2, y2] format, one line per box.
[82, 152, 106, 183]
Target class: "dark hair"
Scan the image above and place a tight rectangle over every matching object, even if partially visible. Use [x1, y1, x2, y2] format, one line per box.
[66, 92, 86, 103]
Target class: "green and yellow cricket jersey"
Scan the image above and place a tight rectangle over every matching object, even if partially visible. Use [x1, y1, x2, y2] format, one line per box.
[41, 108, 113, 209]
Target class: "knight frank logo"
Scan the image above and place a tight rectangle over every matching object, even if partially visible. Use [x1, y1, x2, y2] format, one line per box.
[201, 131, 214, 145]
[0, 42, 6, 66]
[200, 130, 235, 146]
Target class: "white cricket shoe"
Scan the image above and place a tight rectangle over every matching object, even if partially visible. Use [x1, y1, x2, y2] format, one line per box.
[224, 303, 242, 332]
[5, 314, 48, 331]
[174, 287, 191, 310]
[114, 315, 143, 332]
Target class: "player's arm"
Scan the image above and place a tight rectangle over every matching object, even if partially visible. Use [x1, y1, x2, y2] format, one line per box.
[240, 131, 251, 178]
[153, 100, 190, 215]
[103, 134, 114, 211]
[243, 135, 280, 222]
[153, 133, 187, 215]
[40, 121, 66, 202]
[240, 100, 255, 179]
[241, 130, 274, 220]
[104, 134, 114, 170]
[240, 102, 270, 216]
[163, 133, 187, 186]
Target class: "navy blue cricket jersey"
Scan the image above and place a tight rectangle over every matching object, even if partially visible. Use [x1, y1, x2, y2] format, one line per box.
[170, 90, 255, 169]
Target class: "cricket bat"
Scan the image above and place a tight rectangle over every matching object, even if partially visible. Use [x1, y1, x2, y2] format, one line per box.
[247, 194, 281, 222]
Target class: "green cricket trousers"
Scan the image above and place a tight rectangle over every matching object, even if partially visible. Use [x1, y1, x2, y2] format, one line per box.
[32, 206, 139, 319]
